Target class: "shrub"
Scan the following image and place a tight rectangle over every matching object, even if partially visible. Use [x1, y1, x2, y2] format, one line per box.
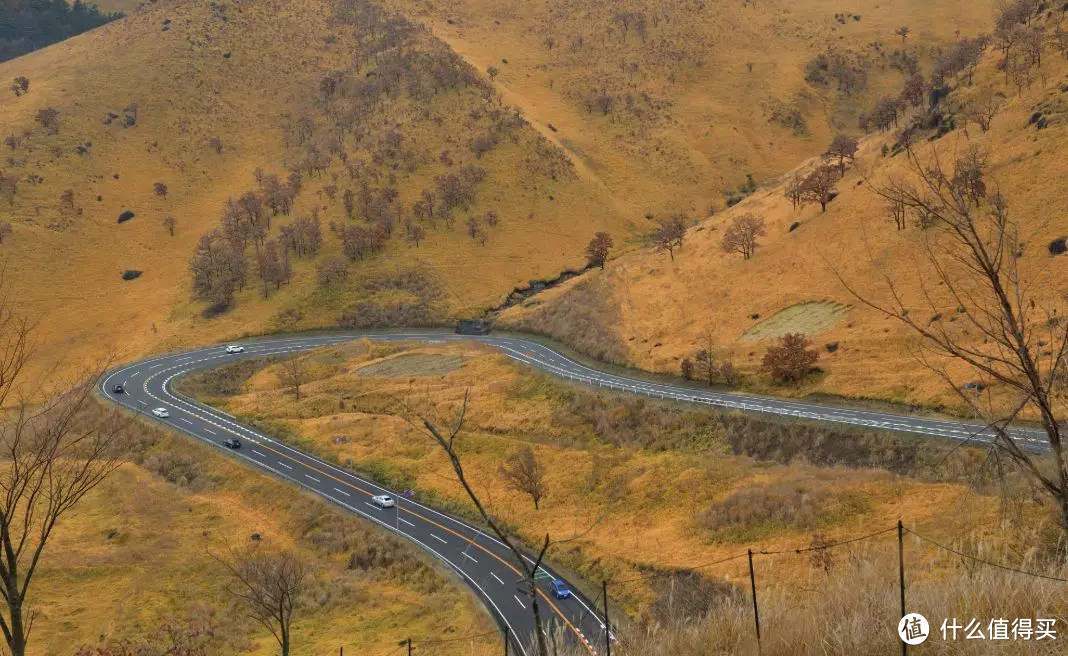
[761, 333, 819, 383]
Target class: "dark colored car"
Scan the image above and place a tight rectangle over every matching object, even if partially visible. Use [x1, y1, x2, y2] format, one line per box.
[223, 438, 241, 449]
[112, 384, 125, 394]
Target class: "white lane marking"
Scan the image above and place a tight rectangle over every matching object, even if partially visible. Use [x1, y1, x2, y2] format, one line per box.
[399, 517, 415, 527]
[333, 487, 351, 497]
[305, 474, 321, 483]
[492, 572, 505, 585]
[430, 533, 447, 544]
[203, 428, 216, 435]
[129, 371, 140, 379]
[463, 552, 478, 563]
[514, 595, 526, 609]
[179, 417, 193, 425]
[277, 461, 293, 470]
[365, 502, 377, 510]
[252, 450, 266, 458]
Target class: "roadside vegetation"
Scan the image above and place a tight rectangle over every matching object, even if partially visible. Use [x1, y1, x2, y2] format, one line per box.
[178, 339, 1068, 652]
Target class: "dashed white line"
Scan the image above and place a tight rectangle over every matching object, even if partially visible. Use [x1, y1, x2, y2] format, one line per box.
[333, 487, 351, 497]
[514, 595, 526, 609]
[430, 533, 447, 544]
[203, 428, 216, 435]
[305, 474, 321, 483]
[252, 450, 266, 458]
[277, 461, 293, 470]
[492, 572, 505, 585]
[399, 517, 415, 527]
[462, 552, 478, 563]
[179, 417, 193, 425]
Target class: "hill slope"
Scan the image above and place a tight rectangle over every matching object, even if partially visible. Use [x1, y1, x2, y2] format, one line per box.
[500, 11, 1068, 413]
[0, 0, 626, 377]
[388, 0, 995, 218]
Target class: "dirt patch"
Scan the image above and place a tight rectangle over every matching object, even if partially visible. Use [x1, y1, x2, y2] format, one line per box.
[356, 353, 468, 378]
[741, 301, 850, 342]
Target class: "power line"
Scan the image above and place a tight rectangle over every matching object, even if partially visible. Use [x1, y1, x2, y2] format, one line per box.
[413, 630, 500, 646]
[760, 526, 897, 555]
[906, 528, 1068, 583]
[612, 551, 749, 584]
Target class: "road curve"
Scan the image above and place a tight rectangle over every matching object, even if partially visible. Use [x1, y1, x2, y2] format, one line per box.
[99, 331, 1048, 651]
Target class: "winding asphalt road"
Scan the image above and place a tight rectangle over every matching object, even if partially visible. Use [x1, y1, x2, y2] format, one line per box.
[99, 331, 1050, 652]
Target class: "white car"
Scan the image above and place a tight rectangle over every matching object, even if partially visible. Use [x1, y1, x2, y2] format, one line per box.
[225, 345, 245, 354]
[371, 494, 395, 509]
[151, 407, 170, 419]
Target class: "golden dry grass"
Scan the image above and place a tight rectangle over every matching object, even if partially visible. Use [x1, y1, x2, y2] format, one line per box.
[0, 0, 627, 382]
[31, 411, 496, 655]
[500, 38, 1068, 414]
[389, 0, 996, 218]
[186, 340, 1063, 634]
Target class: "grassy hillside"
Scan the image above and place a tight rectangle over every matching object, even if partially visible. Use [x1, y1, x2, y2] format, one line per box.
[499, 9, 1068, 414]
[388, 0, 995, 218]
[34, 407, 495, 654]
[0, 0, 626, 381]
[179, 340, 1068, 653]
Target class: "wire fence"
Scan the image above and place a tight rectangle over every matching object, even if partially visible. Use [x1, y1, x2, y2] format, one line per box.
[346, 519, 1067, 656]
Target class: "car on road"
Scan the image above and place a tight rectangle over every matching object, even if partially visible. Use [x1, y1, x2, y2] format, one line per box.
[371, 494, 395, 509]
[223, 438, 241, 449]
[111, 383, 125, 394]
[225, 345, 245, 354]
[551, 579, 571, 599]
[151, 407, 170, 418]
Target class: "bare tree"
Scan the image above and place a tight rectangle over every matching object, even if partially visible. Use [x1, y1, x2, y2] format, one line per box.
[499, 447, 547, 510]
[720, 213, 765, 260]
[784, 173, 804, 210]
[162, 216, 177, 237]
[584, 232, 613, 269]
[420, 393, 553, 656]
[886, 197, 907, 231]
[652, 215, 687, 261]
[214, 547, 306, 656]
[841, 145, 1068, 532]
[895, 26, 910, 43]
[153, 182, 168, 199]
[0, 223, 11, 244]
[276, 357, 308, 400]
[0, 308, 124, 656]
[801, 165, 840, 212]
[824, 135, 858, 175]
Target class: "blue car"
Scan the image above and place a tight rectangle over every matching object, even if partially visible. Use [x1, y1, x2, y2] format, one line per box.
[551, 579, 571, 599]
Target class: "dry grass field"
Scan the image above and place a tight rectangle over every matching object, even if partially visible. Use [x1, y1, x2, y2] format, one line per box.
[389, 0, 996, 217]
[0, 0, 626, 381]
[31, 409, 495, 655]
[500, 22, 1068, 414]
[181, 340, 1068, 653]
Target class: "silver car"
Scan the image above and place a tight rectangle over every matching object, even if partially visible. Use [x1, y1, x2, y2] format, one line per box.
[371, 494, 395, 509]
[151, 407, 170, 419]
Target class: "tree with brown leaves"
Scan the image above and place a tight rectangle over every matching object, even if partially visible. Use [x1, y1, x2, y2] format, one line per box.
[824, 135, 858, 175]
[276, 356, 308, 400]
[801, 166, 840, 213]
[499, 447, 547, 510]
[761, 333, 819, 383]
[652, 215, 687, 261]
[584, 232, 613, 269]
[720, 213, 766, 260]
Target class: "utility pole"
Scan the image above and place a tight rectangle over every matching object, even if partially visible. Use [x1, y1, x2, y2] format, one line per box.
[602, 580, 611, 656]
[504, 626, 509, 656]
[407, 637, 412, 656]
[898, 520, 907, 656]
[748, 549, 761, 653]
